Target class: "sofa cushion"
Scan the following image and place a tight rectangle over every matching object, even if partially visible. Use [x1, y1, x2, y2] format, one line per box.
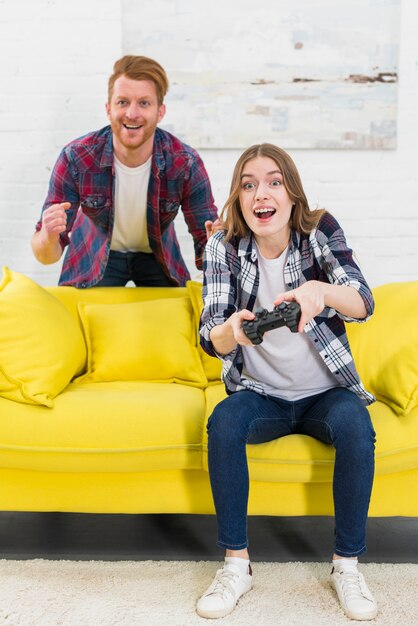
[186, 280, 222, 382]
[0, 382, 206, 473]
[202, 384, 418, 482]
[347, 281, 418, 416]
[77, 297, 207, 386]
[0, 267, 87, 408]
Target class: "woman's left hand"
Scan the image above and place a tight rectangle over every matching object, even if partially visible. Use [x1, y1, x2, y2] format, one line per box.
[274, 281, 326, 333]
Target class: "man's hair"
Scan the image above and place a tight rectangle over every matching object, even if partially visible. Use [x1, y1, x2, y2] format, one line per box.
[108, 55, 169, 105]
[221, 143, 326, 242]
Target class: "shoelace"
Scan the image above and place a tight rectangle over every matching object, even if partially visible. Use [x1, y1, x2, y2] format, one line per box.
[337, 571, 373, 603]
[207, 569, 240, 599]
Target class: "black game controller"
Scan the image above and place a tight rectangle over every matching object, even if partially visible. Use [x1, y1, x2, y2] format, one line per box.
[242, 301, 301, 345]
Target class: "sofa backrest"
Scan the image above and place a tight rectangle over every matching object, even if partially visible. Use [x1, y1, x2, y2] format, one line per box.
[46, 285, 189, 322]
[46, 284, 223, 384]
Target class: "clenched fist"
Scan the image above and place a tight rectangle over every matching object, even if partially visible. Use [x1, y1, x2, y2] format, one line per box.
[40, 202, 71, 241]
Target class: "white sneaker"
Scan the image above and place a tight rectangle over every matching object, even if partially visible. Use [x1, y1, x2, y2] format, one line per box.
[196, 562, 252, 619]
[331, 566, 378, 621]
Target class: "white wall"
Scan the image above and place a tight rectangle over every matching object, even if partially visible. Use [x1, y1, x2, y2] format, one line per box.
[1, 0, 417, 287]
[0, 0, 121, 284]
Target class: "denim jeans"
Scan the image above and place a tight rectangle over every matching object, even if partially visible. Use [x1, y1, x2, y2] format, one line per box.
[94, 250, 174, 287]
[207, 387, 376, 557]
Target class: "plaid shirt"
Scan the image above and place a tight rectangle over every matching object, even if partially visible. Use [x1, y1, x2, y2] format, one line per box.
[35, 126, 218, 287]
[200, 213, 375, 405]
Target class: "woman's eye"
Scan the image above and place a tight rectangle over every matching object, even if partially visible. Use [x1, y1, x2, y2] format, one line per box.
[271, 179, 282, 186]
[243, 182, 255, 190]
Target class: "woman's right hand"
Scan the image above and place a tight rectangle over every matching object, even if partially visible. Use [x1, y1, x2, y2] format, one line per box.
[210, 310, 256, 355]
[227, 310, 257, 346]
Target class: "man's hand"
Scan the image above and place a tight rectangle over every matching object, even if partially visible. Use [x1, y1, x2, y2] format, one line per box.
[40, 202, 71, 242]
[205, 218, 223, 240]
[32, 202, 71, 264]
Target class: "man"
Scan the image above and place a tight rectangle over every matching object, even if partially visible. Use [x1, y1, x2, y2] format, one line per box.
[32, 55, 219, 287]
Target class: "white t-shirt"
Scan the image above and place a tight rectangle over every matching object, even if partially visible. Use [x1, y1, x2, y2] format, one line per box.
[110, 155, 152, 253]
[242, 245, 338, 400]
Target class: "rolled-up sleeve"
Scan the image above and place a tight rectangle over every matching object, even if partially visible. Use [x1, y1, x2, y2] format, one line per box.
[199, 231, 239, 357]
[313, 214, 374, 323]
[180, 153, 218, 270]
[35, 148, 80, 250]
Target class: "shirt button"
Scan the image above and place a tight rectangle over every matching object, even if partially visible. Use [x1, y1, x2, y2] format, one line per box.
[81, 282, 87, 288]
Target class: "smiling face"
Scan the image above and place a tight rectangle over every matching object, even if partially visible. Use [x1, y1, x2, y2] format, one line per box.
[106, 75, 166, 166]
[238, 156, 294, 257]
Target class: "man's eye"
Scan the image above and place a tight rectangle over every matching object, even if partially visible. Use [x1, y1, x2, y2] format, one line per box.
[117, 100, 127, 106]
[140, 101, 151, 107]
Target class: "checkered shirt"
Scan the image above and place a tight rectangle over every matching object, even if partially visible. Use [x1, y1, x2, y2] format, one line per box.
[35, 126, 218, 287]
[200, 213, 375, 405]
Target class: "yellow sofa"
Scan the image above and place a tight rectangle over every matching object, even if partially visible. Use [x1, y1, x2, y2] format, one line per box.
[0, 267, 417, 517]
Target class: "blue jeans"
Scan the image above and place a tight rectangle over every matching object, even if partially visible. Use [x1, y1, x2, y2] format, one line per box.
[207, 388, 376, 557]
[94, 250, 174, 287]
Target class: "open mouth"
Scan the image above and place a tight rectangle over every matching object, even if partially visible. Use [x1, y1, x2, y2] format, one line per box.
[123, 123, 143, 130]
[253, 207, 276, 220]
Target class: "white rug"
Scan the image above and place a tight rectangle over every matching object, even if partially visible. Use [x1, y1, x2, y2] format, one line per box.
[0, 560, 416, 625]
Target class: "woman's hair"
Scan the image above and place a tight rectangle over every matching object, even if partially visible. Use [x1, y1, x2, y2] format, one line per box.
[108, 55, 169, 105]
[221, 143, 325, 242]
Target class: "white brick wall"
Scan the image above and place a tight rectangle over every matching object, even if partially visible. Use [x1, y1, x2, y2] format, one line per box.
[0, 0, 122, 284]
[1, 0, 417, 287]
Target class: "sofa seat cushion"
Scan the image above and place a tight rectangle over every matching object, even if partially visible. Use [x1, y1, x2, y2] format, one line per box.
[203, 384, 418, 483]
[0, 382, 205, 473]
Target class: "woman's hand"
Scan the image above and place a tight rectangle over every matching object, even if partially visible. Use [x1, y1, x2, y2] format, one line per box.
[209, 309, 256, 355]
[274, 280, 367, 331]
[227, 310, 258, 347]
[274, 281, 326, 332]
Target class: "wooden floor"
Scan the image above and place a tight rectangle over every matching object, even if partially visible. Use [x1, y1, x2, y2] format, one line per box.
[0, 513, 416, 563]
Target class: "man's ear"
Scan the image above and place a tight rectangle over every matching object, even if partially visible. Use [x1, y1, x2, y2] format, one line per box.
[158, 103, 166, 123]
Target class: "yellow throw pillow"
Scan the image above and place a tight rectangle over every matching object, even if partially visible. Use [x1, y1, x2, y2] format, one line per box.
[77, 297, 207, 386]
[347, 281, 418, 416]
[0, 267, 87, 408]
[186, 280, 222, 382]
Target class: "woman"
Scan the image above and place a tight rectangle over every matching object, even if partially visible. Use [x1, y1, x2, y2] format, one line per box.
[197, 144, 377, 621]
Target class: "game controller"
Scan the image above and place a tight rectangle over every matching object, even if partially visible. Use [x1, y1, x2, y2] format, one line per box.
[242, 301, 301, 345]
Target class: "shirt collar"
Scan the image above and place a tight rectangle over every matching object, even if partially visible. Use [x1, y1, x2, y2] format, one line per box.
[99, 126, 114, 168]
[151, 127, 165, 173]
[290, 229, 300, 250]
[238, 229, 300, 262]
[238, 233, 257, 262]
[99, 126, 164, 172]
